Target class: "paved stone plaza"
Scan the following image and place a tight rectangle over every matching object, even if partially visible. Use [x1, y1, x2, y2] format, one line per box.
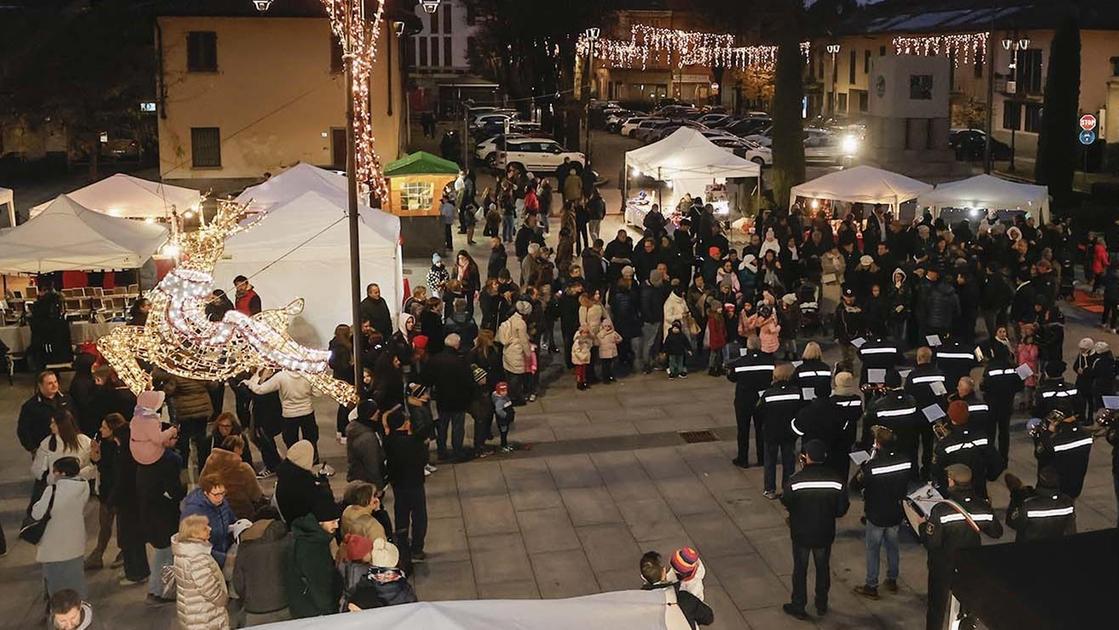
[1, 314, 1116, 629]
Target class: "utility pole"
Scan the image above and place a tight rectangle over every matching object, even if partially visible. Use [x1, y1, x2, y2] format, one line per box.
[345, 0, 363, 389]
[984, 4, 997, 174]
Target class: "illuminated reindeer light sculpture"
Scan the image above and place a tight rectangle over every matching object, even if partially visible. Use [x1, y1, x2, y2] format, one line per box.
[97, 199, 357, 405]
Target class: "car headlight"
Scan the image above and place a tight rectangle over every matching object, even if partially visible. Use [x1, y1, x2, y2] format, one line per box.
[841, 134, 859, 156]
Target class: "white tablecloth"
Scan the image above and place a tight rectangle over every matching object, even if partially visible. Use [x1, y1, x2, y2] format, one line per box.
[0, 321, 123, 353]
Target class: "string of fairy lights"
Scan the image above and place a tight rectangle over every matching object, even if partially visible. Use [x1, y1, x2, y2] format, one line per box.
[892, 32, 990, 68]
[320, 0, 389, 203]
[97, 199, 357, 405]
[576, 24, 811, 72]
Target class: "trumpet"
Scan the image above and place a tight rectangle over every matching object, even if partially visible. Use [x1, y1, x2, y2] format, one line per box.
[861, 383, 891, 395]
[932, 419, 952, 440]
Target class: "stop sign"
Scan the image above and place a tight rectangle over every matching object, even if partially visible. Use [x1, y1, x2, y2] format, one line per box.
[1080, 114, 1097, 131]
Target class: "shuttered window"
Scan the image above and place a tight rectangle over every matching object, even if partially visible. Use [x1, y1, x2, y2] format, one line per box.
[190, 127, 221, 168]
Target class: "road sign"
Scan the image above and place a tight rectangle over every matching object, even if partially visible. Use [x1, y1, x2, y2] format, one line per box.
[1079, 130, 1097, 145]
[1080, 114, 1097, 131]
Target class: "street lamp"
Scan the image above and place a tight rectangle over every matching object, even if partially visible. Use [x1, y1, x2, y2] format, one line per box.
[826, 43, 841, 114]
[393, 21, 405, 36]
[252, 0, 272, 10]
[419, 0, 441, 14]
[1000, 31, 1030, 172]
[583, 27, 600, 162]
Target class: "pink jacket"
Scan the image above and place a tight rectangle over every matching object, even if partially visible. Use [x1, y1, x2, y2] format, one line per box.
[1016, 342, 1039, 387]
[129, 409, 176, 465]
[746, 314, 781, 354]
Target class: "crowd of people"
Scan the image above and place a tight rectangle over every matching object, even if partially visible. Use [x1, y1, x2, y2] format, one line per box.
[7, 161, 1119, 630]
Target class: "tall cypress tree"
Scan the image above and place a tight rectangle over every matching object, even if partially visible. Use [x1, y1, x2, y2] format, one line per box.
[1034, 14, 1081, 204]
[771, 26, 806, 209]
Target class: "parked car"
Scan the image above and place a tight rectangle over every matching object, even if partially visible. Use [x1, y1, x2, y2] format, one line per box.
[471, 112, 517, 130]
[647, 120, 707, 142]
[475, 133, 526, 164]
[803, 129, 860, 164]
[632, 118, 671, 142]
[949, 128, 1012, 161]
[725, 117, 771, 138]
[696, 113, 731, 127]
[494, 137, 585, 173]
[619, 116, 651, 136]
[605, 109, 634, 131]
[742, 126, 772, 147]
[104, 138, 140, 161]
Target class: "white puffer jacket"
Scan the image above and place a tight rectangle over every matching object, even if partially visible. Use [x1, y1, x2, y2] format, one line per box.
[171, 535, 231, 630]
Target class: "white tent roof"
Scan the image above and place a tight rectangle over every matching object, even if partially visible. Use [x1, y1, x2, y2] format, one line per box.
[0, 194, 168, 273]
[30, 173, 201, 220]
[213, 189, 402, 347]
[916, 174, 1051, 223]
[789, 165, 933, 211]
[256, 589, 689, 630]
[236, 162, 351, 214]
[625, 127, 761, 182]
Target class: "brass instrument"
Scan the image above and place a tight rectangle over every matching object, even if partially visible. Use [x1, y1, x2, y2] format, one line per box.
[932, 418, 952, 440]
[1094, 407, 1116, 428]
[860, 382, 891, 395]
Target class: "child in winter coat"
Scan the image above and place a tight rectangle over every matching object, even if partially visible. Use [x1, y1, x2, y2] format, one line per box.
[491, 381, 516, 452]
[596, 320, 622, 383]
[670, 546, 706, 602]
[778, 294, 800, 360]
[1016, 331, 1039, 408]
[572, 328, 595, 390]
[704, 307, 728, 376]
[662, 321, 693, 379]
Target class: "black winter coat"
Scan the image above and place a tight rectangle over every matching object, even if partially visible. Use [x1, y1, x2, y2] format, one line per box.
[781, 463, 849, 547]
[275, 459, 328, 524]
[136, 452, 186, 547]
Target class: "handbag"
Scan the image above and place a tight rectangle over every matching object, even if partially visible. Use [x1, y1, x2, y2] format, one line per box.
[19, 483, 56, 544]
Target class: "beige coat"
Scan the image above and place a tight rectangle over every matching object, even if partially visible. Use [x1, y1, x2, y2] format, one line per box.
[596, 326, 622, 359]
[496, 313, 531, 374]
[172, 535, 231, 630]
[578, 299, 606, 340]
[199, 448, 264, 520]
[342, 504, 386, 542]
[820, 251, 846, 315]
[662, 292, 690, 340]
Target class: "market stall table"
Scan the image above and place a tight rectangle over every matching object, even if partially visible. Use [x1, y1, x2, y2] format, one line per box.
[0, 321, 122, 353]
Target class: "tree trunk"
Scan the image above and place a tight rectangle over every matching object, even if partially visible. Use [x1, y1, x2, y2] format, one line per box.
[1034, 14, 1081, 206]
[770, 27, 806, 209]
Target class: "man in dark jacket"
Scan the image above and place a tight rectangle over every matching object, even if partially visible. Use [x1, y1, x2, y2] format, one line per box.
[851, 427, 911, 600]
[275, 440, 329, 524]
[981, 341, 1024, 460]
[931, 401, 1004, 499]
[487, 237, 508, 280]
[346, 402, 386, 491]
[232, 518, 292, 625]
[581, 239, 607, 295]
[639, 551, 714, 629]
[359, 283, 394, 338]
[922, 269, 960, 340]
[17, 370, 70, 454]
[758, 364, 808, 498]
[726, 336, 774, 468]
[781, 439, 849, 620]
[383, 408, 429, 561]
[1004, 469, 1076, 542]
[423, 334, 478, 461]
[136, 448, 185, 604]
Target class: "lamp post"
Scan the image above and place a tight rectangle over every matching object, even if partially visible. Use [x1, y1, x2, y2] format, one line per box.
[583, 27, 600, 162]
[419, 0, 441, 14]
[826, 43, 841, 115]
[1001, 31, 1030, 173]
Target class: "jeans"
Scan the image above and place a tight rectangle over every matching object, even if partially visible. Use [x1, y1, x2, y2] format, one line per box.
[668, 354, 686, 376]
[764, 438, 796, 493]
[436, 410, 466, 457]
[502, 215, 516, 242]
[864, 523, 899, 588]
[707, 346, 729, 370]
[630, 334, 648, 370]
[90, 499, 116, 561]
[642, 322, 661, 365]
[575, 221, 589, 253]
[790, 543, 831, 611]
[588, 219, 601, 242]
[281, 413, 320, 462]
[471, 396, 493, 450]
[148, 545, 173, 597]
[42, 558, 85, 599]
[392, 484, 428, 553]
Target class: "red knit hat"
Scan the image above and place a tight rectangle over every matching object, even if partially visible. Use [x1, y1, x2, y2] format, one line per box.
[670, 547, 700, 579]
[412, 335, 429, 350]
[343, 533, 375, 562]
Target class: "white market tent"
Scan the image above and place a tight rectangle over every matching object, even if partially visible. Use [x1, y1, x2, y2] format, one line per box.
[236, 162, 349, 213]
[625, 127, 761, 206]
[789, 165, 933, 213]
[30, 173, 201, 220]
[0, 186, 15, 227]
[916, 173, 1051, 224]
[213, 188, 403, 348]
[0, 194, 168, 273]
[256, 589, 691, 630]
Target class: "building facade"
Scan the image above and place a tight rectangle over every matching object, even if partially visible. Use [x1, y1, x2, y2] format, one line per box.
[819, 0, 1119, 161]
[403, 0, 492, 116]
[156, 1, 406, 189]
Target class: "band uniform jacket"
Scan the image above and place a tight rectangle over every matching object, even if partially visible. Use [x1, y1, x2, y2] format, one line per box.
[793, 359, 832, 400]
[850, 449, 913, 528]
[1031, 378, 1081, 420]
[923, 489, 1003, 566]
[946, 391, 992, 437]
[857, 337, 904, 387]
[904, 364, 949, 414]
[781, 463, 850, 548]
[791, 395, 859, 476]
[980, 359, 1024, 410]
[1006, 486, 1076, 542]
[757, 383, 808, 444]
[933, 341, 980, 390]
[726, 351, 774, 398]
[931, 425, 1004, 498]
[862, 391, 923, 458]
[1034, 423, 1093, 498]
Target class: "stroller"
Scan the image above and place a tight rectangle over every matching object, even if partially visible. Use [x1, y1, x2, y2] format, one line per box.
[796, 281, 822, 337]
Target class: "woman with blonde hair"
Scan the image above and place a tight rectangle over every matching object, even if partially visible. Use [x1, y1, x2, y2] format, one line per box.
[794, 341, 832, 399]
[172, 514, 230, 630]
